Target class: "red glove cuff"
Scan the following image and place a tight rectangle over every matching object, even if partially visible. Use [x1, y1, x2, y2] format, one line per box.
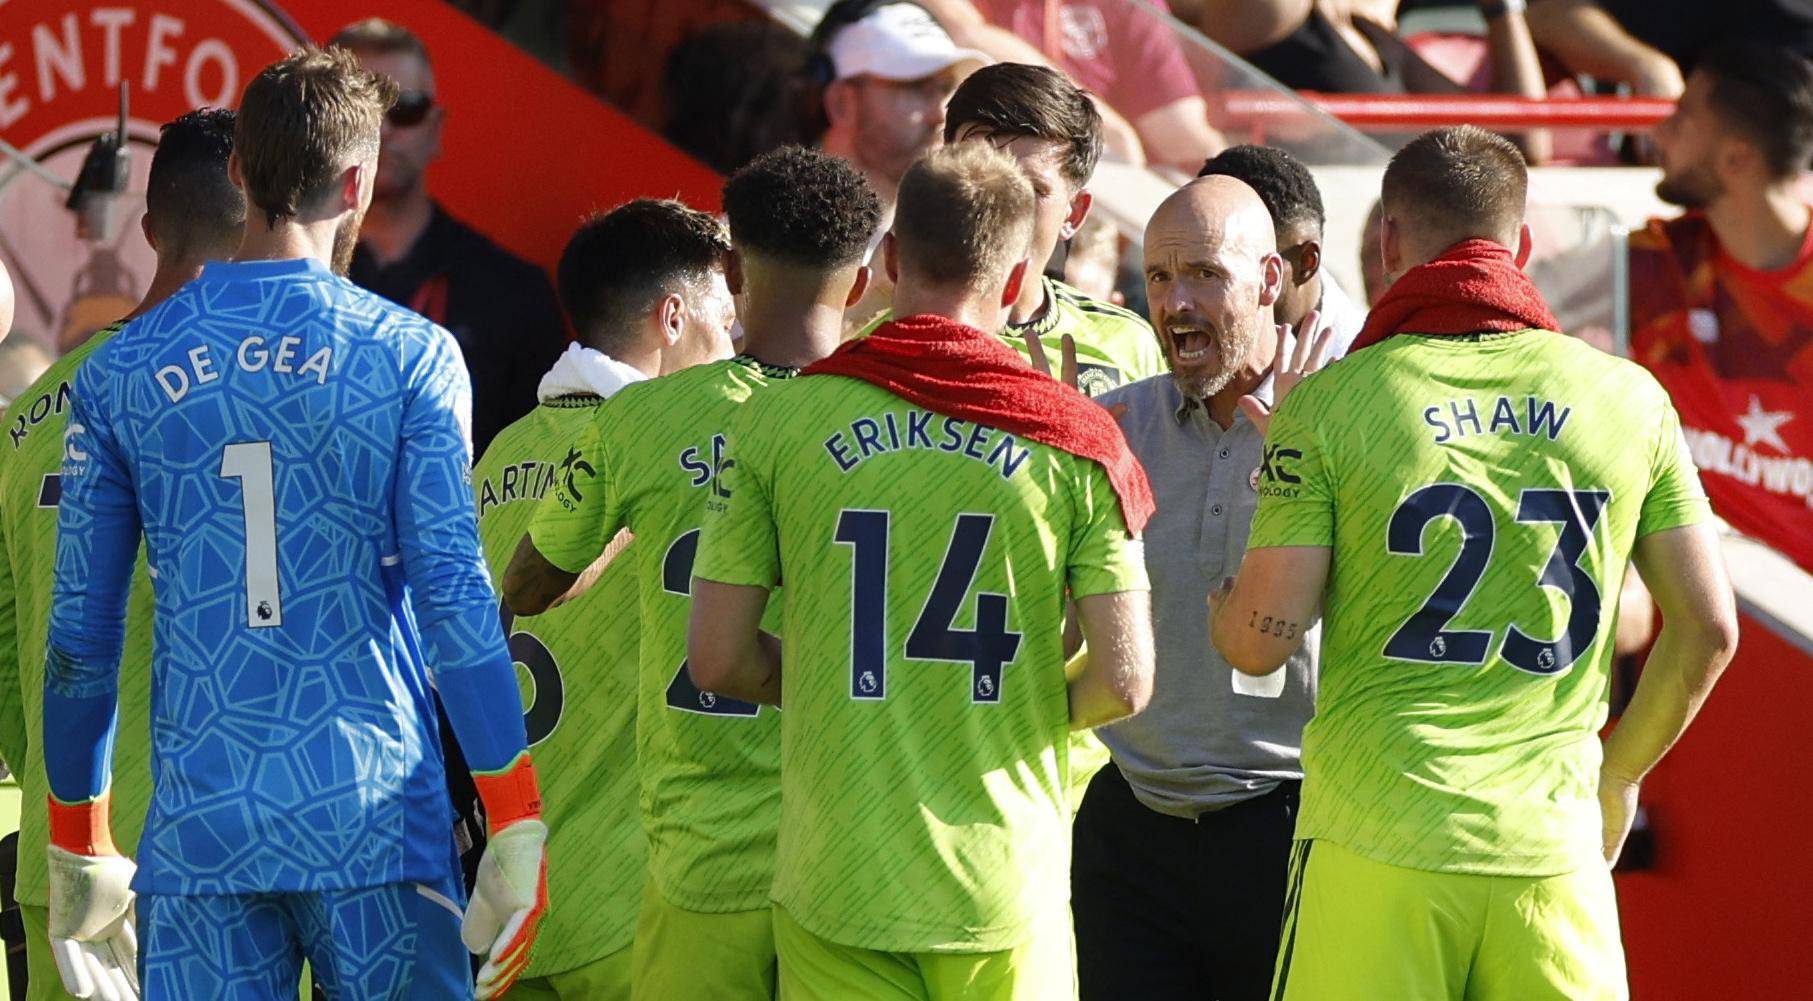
[473, 752, 542, 834]
[48, 792, 116, 856]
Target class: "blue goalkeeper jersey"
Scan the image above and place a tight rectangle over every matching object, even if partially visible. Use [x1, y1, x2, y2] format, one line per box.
[44, 257, 528, 896]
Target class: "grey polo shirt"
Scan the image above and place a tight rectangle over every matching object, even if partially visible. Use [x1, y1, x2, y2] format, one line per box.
[1094, 374, 1319, 818]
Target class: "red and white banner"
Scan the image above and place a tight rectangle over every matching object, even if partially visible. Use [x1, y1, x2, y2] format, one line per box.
[2, 0, 726, 359]
[0, 1, 306, 352]
[1628, 212, 1813, 574]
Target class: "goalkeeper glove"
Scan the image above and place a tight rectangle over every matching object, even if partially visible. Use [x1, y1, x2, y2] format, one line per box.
[462, 754, 549, 999]
[47, 794, 139, 1001]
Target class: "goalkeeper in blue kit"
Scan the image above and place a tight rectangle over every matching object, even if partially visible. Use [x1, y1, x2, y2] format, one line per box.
[41, 50, 548, 1000]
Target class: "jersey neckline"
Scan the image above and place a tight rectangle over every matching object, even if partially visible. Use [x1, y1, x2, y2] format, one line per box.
[199, 257, 333, 283]
[732, 353, 802, 380]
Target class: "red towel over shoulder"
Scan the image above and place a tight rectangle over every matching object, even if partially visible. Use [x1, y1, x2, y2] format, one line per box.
[1350, 238, 1562, 352]
[803, 314, 1155, 534]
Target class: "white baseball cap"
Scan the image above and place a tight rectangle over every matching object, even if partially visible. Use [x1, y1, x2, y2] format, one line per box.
[828, 3, 990, 82]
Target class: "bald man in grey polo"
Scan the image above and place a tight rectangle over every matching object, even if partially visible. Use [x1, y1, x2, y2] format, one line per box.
[1100, 374, 1318, 812]
[1070, 174, 1327, 1001]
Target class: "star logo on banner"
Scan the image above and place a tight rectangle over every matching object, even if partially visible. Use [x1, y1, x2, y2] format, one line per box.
[1736, 396, 1794, 454]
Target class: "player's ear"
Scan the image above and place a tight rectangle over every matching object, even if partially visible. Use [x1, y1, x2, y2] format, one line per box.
[337, 162, 365, 215]
[140, 212, 157, 253]
[1258, 251, 1284, 308]
[1514, 223, 1533, 269]
[1001, 259, 1030, 310]
[845, 264, 872, 308]
[1298, 240, 1321, 282]
[883, 232, 900, 285]
[1059, 188, 1092, 242]
[1381, 215, 1404, 279]
[725, 250, 745, 297]
[824, 78, 855, 127]
[657, 292, 685, 346]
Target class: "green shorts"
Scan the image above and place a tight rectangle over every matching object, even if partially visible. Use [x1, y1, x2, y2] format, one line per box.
[772, 902, 1073, 1001]
[509, 942, 631, 1001]
[19, 905, 79, 1001]
[630, 884, 775, 1001]
[1272, 839, 1627, 1001]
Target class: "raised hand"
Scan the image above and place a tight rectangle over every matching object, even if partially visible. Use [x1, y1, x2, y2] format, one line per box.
[1238, 309, 1338, 436]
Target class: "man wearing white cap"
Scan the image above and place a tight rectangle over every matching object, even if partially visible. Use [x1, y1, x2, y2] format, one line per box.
[810, 1, 987, 324]
[812, 2, 988, 220]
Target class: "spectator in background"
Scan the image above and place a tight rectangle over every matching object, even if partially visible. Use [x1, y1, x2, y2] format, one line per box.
[1190, 0, 1548, 158]
[810, 2, 986, 225]
[664, 21, 811, 175]
[923, 0, 1225, 170]
[808, 1, 986, 323]
[1528, 0, 1813, 100]
[1199, 144, 1365, 354]
[1628, 41, 1813, 574]
[332, 18, 567, 458]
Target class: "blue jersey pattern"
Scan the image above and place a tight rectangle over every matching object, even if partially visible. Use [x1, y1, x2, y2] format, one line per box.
[44, 258, 526, 896]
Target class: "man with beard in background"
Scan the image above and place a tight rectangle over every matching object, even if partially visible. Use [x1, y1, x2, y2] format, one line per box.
[1627, 40, 1813, 573]
[333, 18, 567, 458]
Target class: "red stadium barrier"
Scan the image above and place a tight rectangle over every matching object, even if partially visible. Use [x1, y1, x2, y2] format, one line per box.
[1616, 613, 1813, 998]
[1217, 91, 1674, 143]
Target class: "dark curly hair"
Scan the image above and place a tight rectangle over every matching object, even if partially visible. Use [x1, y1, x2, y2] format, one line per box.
[557, 199, 729, 353]
[1198, 144, 1325, 237]
[722, 145, 882, 268]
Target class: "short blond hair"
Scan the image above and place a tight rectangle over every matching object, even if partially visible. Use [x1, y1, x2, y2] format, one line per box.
[893, 142, 1035, 292]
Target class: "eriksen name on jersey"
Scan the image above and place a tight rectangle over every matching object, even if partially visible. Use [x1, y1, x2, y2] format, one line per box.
[1423, 394, 1572, 445]
[823, 409, 1032, 480]
[154, 335, 335, 403]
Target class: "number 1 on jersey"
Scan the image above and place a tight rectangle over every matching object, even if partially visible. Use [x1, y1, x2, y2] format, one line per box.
[219, 441, 283, 628]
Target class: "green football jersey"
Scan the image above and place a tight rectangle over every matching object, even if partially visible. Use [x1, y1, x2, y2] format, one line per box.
[0, 323, 156, 908]
[860, 277, 1161, 802]
[860, 276, 1164, 398]
[527, 355, 790, 913]
[1248, 330, 1711, 876]
[693, 374, 1149, 954]
[474, 391, 644, 974]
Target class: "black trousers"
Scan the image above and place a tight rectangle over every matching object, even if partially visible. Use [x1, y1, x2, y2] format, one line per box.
[1072, 765, 1300, 1001]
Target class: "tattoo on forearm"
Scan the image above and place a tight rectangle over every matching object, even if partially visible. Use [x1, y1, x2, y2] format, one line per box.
[1247, 610, 1300, 641]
